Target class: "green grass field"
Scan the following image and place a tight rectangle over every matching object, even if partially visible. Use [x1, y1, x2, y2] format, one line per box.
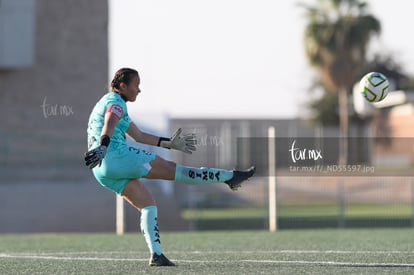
[1, 229, 413, 274]
[183, 204, 414, 219]
[182, 205, 414, 230]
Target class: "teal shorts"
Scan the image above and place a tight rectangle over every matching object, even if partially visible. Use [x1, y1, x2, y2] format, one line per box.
[92, 142, 157, 194]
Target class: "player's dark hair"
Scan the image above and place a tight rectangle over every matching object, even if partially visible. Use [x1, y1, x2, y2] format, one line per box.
[110, 68, 139, 90]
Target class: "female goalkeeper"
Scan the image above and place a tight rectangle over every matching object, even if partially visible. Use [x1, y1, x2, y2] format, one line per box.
[84, 68, 255, 267]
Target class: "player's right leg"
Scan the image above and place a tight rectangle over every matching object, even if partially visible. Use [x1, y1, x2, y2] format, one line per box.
[145, 155, 256, 191]
[121, 179, 175, 267]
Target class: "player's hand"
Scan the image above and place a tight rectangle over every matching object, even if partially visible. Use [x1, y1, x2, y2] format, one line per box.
[161, 128, 197, 154]
[84, 145, 107, 169]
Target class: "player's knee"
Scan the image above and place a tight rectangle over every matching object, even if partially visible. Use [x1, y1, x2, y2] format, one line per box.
[155, 157, 175, 172]
[162, 160, 176, 178]
[166, 160, 176, 171]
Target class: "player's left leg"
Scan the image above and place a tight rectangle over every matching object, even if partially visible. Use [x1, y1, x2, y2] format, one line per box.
[144, 156, 255, 190]
[121, 179, 175, 267]
[143, 156, 176, 180]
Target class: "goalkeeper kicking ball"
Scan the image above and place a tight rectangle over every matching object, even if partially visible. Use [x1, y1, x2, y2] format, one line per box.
[359, 72, 389, 102]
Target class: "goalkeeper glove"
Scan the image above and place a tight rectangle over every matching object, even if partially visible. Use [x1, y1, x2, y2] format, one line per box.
[158, 128, 197, 154]
[84, 135, 109, 169]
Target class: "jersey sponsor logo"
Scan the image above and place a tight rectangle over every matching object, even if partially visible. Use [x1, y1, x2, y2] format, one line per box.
[107, 104, 123, 118]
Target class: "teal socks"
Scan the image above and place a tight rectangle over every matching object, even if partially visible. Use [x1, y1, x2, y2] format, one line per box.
[140, 205, 162, 255]
[174, 164, 233, 185]
[140, 167, 233, 255]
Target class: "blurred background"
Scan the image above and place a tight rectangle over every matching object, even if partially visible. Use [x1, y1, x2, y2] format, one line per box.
[1, 0, 414, 233]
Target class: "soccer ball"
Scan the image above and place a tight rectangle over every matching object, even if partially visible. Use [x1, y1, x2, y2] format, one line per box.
[359, 72, 389, 102]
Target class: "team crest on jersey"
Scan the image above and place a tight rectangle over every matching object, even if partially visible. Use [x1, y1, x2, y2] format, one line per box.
[107, 104, 123, 118]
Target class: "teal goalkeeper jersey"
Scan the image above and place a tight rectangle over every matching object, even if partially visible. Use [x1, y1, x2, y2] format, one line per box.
[87, 92, 131, 148]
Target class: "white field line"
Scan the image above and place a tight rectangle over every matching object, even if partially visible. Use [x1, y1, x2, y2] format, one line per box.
[0, 254, 145, 262]
[238, 260, 414, 267]
[178, 250, 414, 254]
[0, 252, 413, 267]
[2, 250, 413, 255]
[0, 253, 413, 267]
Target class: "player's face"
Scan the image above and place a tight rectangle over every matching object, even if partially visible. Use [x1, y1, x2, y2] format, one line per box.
[124, 76, 141, 102]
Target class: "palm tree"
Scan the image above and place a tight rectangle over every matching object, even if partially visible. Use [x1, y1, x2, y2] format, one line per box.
[301, 0, 380, 164]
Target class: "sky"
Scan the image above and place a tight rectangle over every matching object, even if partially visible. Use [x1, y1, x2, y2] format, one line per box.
[109, 0, 414, 120]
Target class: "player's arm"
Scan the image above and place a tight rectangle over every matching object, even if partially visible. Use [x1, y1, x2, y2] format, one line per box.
[126, 122, 160, 146]
[85, 105, 121, 169]
[101, 111, 120, 139]
[126, 122, 198, 154]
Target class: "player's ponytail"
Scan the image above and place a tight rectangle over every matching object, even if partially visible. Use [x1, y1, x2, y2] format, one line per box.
[111, 68, 139, 91]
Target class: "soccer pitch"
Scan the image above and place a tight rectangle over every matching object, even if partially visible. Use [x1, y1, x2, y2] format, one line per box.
[1, 229, 413, 274]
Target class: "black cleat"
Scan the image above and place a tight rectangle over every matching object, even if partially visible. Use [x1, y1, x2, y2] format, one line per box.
[149, 253, 176, 267]
[225, 166, 256, 191]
